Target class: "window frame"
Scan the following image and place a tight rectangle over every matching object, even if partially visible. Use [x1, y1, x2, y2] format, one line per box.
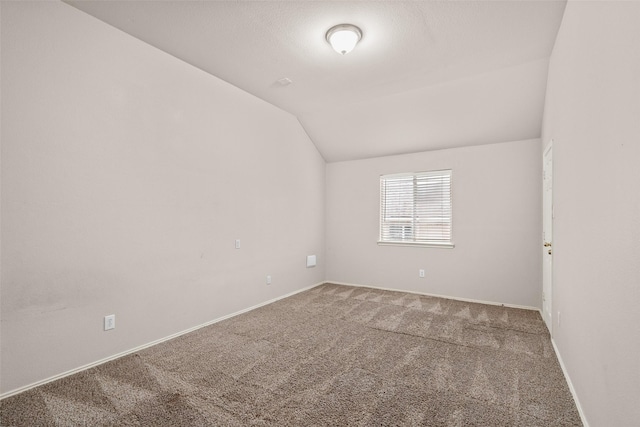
[378, 169, 454, 249]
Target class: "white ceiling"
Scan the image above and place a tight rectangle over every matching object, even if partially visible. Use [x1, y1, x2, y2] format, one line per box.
[65, 0, 567, 162]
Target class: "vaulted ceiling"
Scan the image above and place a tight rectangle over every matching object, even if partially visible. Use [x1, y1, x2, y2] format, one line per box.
[65, 1, 567, 162]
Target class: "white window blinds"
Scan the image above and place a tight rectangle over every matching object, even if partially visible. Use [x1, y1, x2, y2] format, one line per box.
[379, 170, 453, 246]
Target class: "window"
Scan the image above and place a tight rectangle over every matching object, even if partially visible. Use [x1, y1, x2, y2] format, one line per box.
[379, 169, 453, 247]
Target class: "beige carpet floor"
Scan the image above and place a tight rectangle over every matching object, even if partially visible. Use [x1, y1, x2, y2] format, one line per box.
[0, 283, 581, 426]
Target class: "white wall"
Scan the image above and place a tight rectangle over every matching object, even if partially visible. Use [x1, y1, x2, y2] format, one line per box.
[541, 1, 640, 425]
[326, 139, 541, 308]
[0, 1, 325, 395]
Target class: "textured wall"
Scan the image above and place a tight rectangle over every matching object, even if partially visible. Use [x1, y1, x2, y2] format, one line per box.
[541, 1, 640, 425]
[326, 139, 542, 308]
[0, 1, 325, 394]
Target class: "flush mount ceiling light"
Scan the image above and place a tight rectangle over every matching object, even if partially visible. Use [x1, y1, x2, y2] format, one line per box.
[325, 24, 362, 55]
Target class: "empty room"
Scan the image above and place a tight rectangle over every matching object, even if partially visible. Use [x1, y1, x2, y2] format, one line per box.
[1, 0, 638, 426]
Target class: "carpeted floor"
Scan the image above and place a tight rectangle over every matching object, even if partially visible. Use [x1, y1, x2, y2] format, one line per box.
[0, 283, 582, 426]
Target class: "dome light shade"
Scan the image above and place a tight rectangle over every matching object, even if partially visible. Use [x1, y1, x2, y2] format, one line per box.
[326, 24, 362, 55]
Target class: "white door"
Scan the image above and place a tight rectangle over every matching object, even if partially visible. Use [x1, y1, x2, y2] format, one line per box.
[542, 141, 553, 332]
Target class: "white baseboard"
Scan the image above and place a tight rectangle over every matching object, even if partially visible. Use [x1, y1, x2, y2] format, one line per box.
[326, 281, 540, 311]
[550, 339, 589, 427]
[0, 282, 324, 400]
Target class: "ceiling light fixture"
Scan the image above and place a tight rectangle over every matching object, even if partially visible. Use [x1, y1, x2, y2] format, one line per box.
[325, 24, 362, 55]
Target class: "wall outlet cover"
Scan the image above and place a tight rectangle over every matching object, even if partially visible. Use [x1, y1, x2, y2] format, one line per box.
[306, 255, 317, 268]
[104, 314, 115, 331]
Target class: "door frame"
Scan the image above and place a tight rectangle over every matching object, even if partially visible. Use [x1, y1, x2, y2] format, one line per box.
[542, 140, 553, 333]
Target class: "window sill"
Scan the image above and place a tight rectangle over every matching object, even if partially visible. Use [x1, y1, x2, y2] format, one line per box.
[377, 241, 455, 249]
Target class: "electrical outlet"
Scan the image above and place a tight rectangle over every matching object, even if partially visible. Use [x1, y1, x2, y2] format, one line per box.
[306, 255, 317, 268]
[557, 311, 561, 327]
[235, 239, 241, 249]
[266, 275, 272, 285]
[419, 269, 425, 278]
[104, 314, 115, 331]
